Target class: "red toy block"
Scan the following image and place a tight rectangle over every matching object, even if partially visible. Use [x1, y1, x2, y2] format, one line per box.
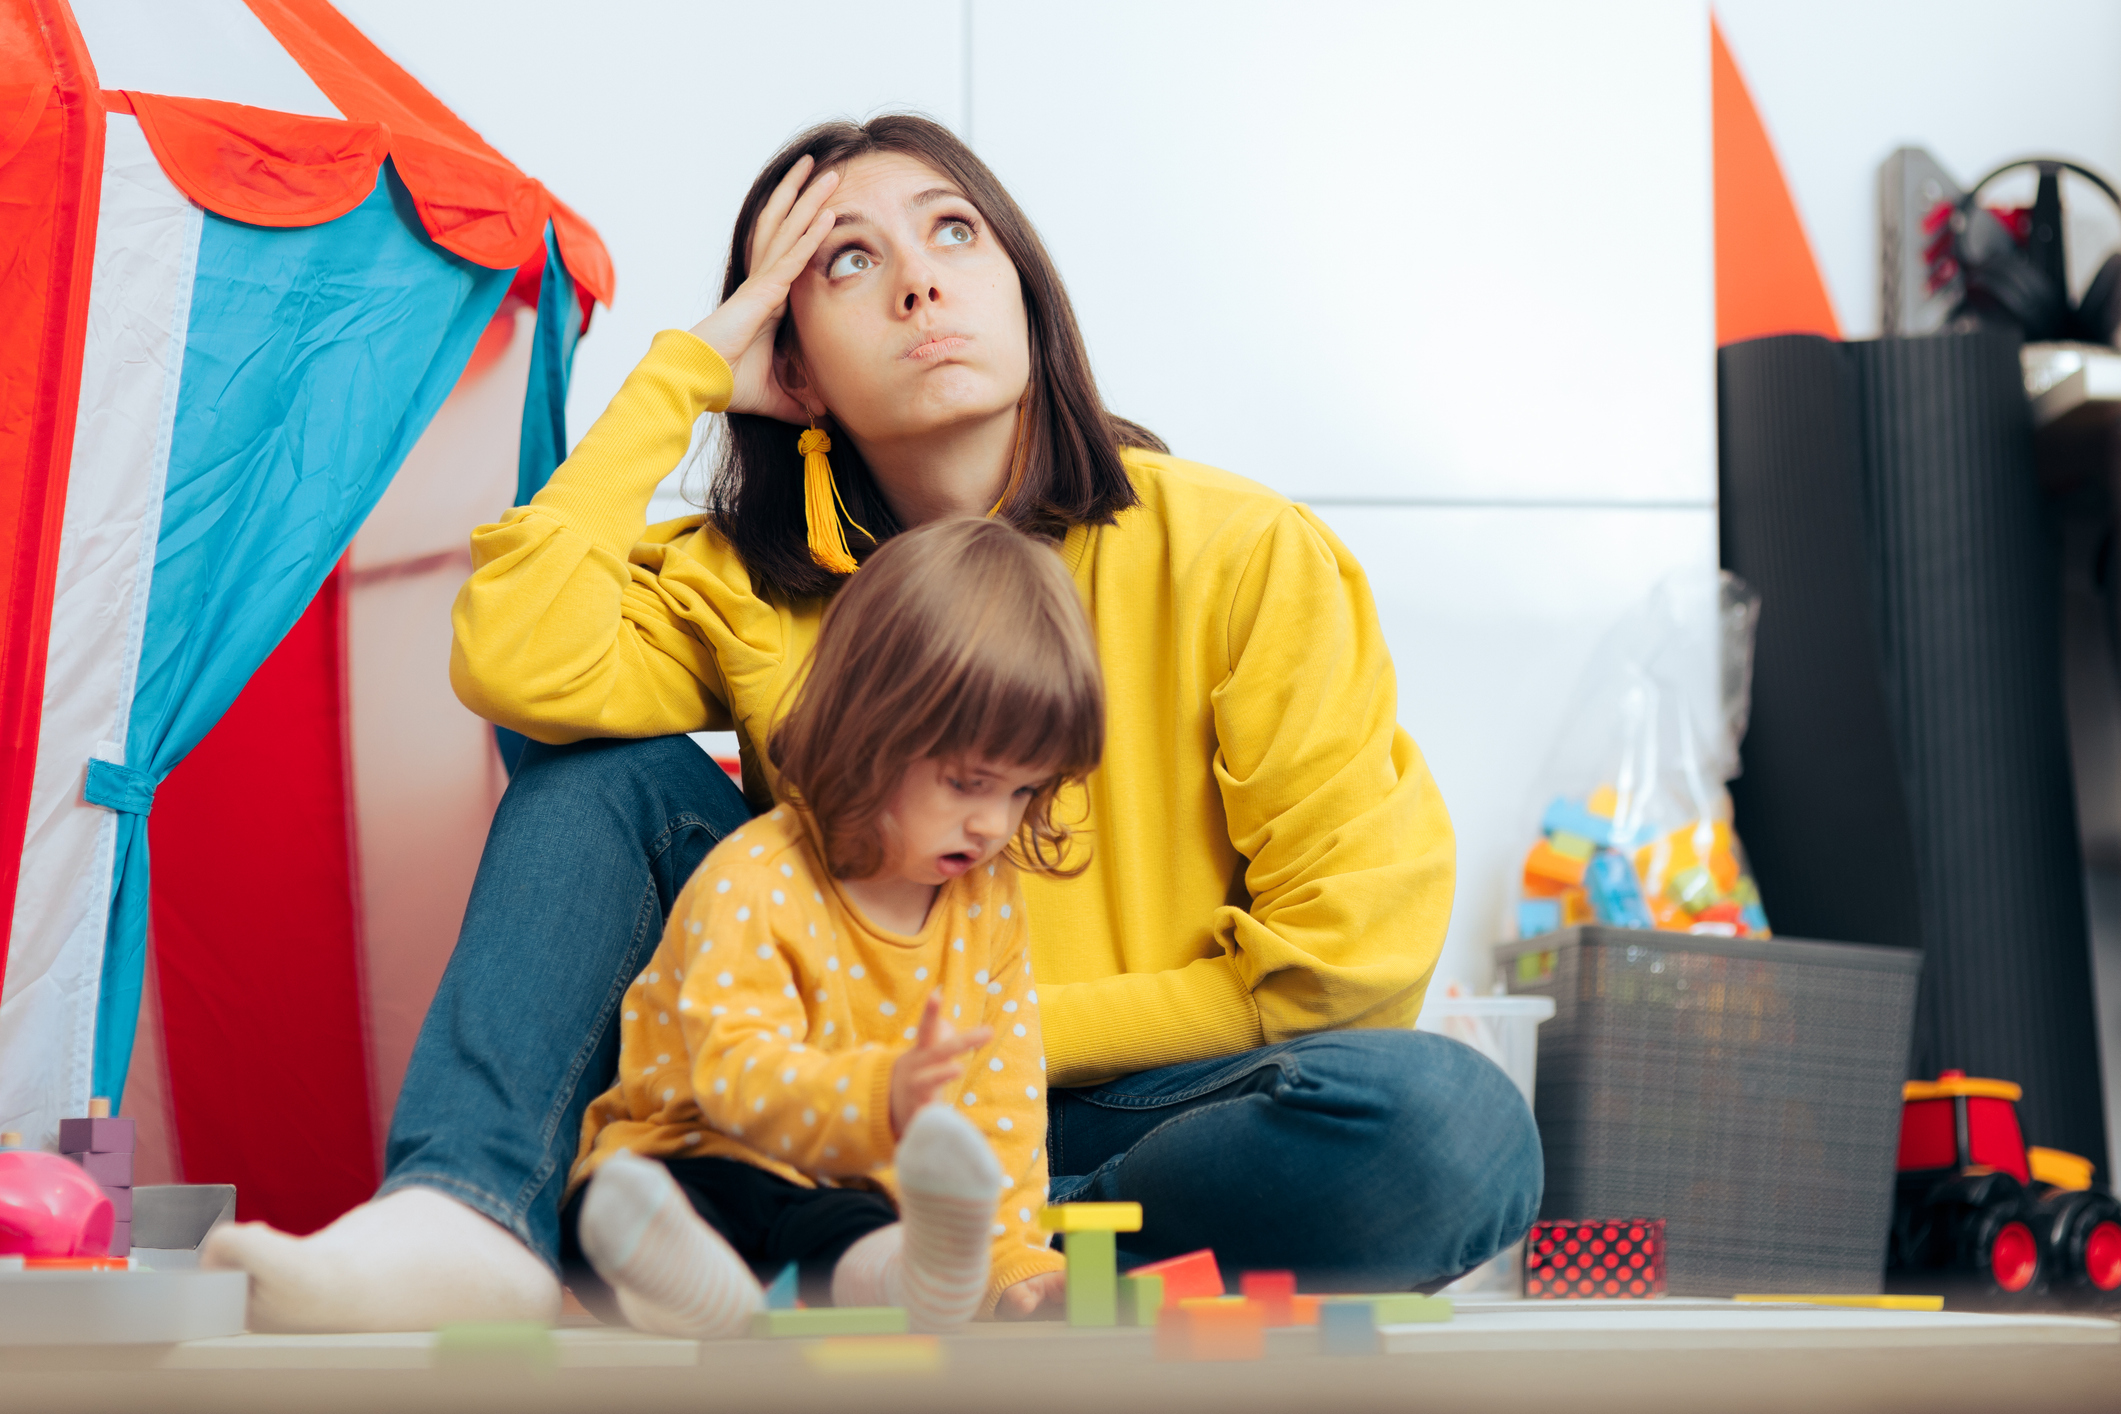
[101, 1186, 132, 1221]
[1156, 1299, 1264, 1361]
[1128, 1248, 1223, 1303]
[67, 1151, 131, 1187]
[1239, 1270, 1296, 1326]
[1524, 1218, 1665, 1299]
[58, 1117, 135, 1155]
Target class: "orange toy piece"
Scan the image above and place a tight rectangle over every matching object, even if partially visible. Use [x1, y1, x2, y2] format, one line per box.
[1524, 840, 1588, 890]
[1238, 1271, 1295, 1326]
[1695, 902, 1745, 927]
[1128, 1248, 1223, 1303]
[1648, 895, 1693, 930]
[1560, 889, 1594, 927]
[1158, 1298, 1265, 1361]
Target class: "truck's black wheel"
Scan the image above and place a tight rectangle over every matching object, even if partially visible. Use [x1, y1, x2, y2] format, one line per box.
[2036, 1189, 2121, 1304]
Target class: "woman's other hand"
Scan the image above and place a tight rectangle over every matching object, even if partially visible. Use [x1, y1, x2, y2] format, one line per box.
[889, 992, 992, 1137]
[993, 1269, 1065, 1320]
[690, 156, 839, 424]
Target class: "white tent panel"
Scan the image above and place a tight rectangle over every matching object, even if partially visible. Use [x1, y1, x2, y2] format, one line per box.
[72, 0, 344, 119]
[1, 118, 200, 1145]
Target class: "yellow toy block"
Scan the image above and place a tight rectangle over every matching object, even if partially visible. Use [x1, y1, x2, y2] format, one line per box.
[1038, 1202, 1143, 1233]
[1734, 1294, 1943, 1311]
[1587, 785, 1618, 818]
[803, 1335, 944, 1374]
[1560, 888, 1594, 927]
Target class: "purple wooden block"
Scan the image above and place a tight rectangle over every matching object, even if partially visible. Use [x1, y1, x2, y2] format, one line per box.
[102, 1185, 132, 1221]
[67, 1150, 131, 1186]
[108, 1219, 130, 1257]
[58, 1117, 135, 1154]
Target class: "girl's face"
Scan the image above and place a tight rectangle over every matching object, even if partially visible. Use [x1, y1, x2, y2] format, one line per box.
[780, 153, 1031, 447]
[877, 754, 1050, 887]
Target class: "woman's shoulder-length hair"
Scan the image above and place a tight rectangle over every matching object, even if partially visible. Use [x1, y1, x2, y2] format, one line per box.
[707, 113, 1162, 602]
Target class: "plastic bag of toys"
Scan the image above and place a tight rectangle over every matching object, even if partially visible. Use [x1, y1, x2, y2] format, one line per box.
[1514, 570, 1772, 941]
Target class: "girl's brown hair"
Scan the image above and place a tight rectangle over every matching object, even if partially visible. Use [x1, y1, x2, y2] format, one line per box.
[709, 113, 1162, 601]
[769, 516, 1103, 881]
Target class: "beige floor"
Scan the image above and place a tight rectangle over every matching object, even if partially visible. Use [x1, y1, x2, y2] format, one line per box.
[0, 1302, 2116, 1414]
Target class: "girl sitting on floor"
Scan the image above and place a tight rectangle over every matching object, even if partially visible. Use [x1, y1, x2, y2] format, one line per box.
[561, 515, 1097, 1336]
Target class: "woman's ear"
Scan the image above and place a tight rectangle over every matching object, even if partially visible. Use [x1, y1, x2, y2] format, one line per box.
[775, 345, 825, 422]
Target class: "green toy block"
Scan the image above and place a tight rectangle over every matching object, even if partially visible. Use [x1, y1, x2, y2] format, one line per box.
[1321, 1293, 1451, 1325]
[1065, 1229, 1118, 1326]
[432, 1321, 558, 1371]
[1117, 1272, 1164, 1326]
[749, 1306, 909, 1338]
[1547, 831, 1595, 861]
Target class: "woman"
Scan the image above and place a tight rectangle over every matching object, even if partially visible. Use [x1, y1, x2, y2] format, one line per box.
[205, 115, 1541, 1332]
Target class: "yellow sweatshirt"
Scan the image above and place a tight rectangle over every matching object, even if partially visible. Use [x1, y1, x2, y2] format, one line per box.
[571, 806, 1063, 1308]
[453, 331, 1454, 1087]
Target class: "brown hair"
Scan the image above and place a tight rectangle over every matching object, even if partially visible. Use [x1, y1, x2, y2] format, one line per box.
[769, 516, 1103, 880]
[709, 113, 1162, 601]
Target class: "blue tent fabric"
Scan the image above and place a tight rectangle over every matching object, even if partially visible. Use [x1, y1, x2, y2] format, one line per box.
[495, 222, 582, 777]
[89, 164, 511, 1098]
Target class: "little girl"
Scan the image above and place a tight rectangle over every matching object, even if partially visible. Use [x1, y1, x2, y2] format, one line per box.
[560, 516, 1103, 1335]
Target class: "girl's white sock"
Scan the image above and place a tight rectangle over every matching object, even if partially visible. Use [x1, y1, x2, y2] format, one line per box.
[577, 1150, 763, 1339]
[833, 1105, 1001, 1331]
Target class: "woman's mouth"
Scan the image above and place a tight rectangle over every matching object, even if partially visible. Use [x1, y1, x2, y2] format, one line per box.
[905, 335, 968, 361]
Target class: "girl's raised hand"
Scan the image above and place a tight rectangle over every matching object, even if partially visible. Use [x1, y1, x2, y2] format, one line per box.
[889, 993, 993, 1138]
[688, 155, 839, 426]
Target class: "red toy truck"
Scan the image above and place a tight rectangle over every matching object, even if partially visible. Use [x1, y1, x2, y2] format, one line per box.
[1888, 1071, 2121, 1305]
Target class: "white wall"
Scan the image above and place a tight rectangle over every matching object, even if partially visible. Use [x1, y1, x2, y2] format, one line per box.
[1716, 0, 2121, 338]
[337, 0, 1718, 996]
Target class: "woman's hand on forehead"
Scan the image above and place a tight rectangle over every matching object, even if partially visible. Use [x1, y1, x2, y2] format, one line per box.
[690, 155, 839, 425]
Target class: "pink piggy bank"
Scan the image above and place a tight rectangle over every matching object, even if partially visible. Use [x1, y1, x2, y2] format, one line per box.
[0, 1151, 114, 1257]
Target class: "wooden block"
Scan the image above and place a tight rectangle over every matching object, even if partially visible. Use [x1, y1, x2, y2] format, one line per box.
[1318, 1301, 1380, 1356]
[1290, 1294, 1322, 1326]
[432, 1321, 558, 1372]
[1238, 1271, 1295, 1326]
[1155, 1298, 1263, 1361]
[58, 1117, 135, 1155]
[102, 1186, 131, 1221]
[1125, 1247, 1222, 1303]
[763, 1262, 798, 1309]
[1117, 1273, 1163, 1326]
[1734, 1294, 1945, 1311]
[803, 1335, 942, 1374]
[108, 1220, 129, 1257]
[67, 1151, 131, 1187]
[1321, 1293, 1451, 1324]
[1038, 1202, 1142, 1233]
[749, 1307, 908, 1338]
[1064, 1229, 1116, 1327]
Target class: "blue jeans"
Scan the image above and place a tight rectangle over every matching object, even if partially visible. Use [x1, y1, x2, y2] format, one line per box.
[1049, 1031, 1541, 1290]
[383, 736, 1543, 1289]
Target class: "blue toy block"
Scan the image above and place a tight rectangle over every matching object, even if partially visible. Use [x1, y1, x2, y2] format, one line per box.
[1740, 903, 1770, 934]
[764, 1262, 799, 1309]
[1517, 898, 1562, 938]
[1541, 798, 1613, 849]
[1318, 1300, 1380, 1356]
[1584, 850, 1654, 929]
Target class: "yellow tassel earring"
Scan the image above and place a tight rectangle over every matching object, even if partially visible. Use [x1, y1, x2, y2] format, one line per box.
[797, 421, 872, 574]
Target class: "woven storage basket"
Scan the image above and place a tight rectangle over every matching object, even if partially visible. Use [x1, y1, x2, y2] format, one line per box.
[1496, 926, 1920, 1296]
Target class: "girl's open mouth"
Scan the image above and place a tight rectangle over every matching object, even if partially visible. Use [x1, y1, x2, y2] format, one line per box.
[936, 851, 976, 876]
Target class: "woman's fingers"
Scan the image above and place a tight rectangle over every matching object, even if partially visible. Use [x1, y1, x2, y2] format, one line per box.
[747, 155, 814, 277]
[755, 168, 839, 282]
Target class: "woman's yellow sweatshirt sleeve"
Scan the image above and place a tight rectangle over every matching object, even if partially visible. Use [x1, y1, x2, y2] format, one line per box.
[450, 330, 740, 743]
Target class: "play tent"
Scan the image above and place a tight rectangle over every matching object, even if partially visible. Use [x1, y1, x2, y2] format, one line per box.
[1, 0, 612, 1232]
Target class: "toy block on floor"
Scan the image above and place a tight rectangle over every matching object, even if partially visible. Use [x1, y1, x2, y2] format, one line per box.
[1524, 1218, 1665, 1298]
[1318, 1300, 1380, 1356]
[101, 1187, 131, 1222]
[1157, 1297, 1264, 1361]
[1734, 1294, 1944, 1311]
[432, 1321, 558, 1373]
[1320, 1293, 1451, 1324]
[749, 1306, 908, 1338]
[803, 1335, 942, 1374]
[1124, 1247, 1222, 1303]
[763, 1262, 798, 1309]
[1117, 1273, 1163, 1326]
[58, 1118, 134, 1155]
[1040, 1202, 1142, 1327]
[68, 1151, 131, 1188]
[1238, 1270, 1295, 1326]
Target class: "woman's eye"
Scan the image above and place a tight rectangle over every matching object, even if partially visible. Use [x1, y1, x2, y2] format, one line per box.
[936, 220, 974, 247]
[826, 249, 876, 278]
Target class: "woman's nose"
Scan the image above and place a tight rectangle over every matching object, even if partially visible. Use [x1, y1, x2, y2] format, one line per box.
[898, 252, 941, 313]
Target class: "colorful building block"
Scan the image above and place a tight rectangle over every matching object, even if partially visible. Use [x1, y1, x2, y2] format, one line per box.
[1542, 798, 1615, 848]
[1523, 840, 1588, 890]
[802, 1335, 943, 1374]
[58, 1117, 134, 1155]
[1321, 1293, 1451, 1324]
[1117, 1273, 1164, 1326]
[432, 1321, 558, 1372]
[749, 1307, 909, 1338]
[1733, 1294, 1943, 1311]
[1517, 898, 1562, 938]
[1125, 1248, 1223, 1303]
[1547, 831, 1595, 861]
[1318, 1300, 1380, 1355]
[1584, 849, 1653, 929]
[1238, 1271, 1295, 1326]
[1524, 1219, 1666, 1298]
[107, 1221, 130, 1257]
[763, 1262, 798, 1309]
[101, 1187, 131, 1222]
[1037, 1202, 1142, 1233]
[68, 1151, 130, 1188]
[1039, 1203, 1143, 1327]
[1157, 1298, 1264, 1361]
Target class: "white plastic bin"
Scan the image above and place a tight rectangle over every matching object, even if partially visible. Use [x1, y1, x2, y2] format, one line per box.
[1415, 990, 1555, 1296]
